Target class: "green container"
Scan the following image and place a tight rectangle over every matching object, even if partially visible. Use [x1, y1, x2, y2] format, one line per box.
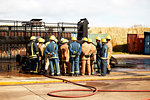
[88, 33, 107, 45]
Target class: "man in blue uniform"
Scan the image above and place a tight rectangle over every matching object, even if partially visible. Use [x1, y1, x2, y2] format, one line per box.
[100, 38, 108, 76]
[69, 37, 82, 76]
[96, 36, 102, 73]
[45, 35, 60, 76]
[27, 36, 39, 74]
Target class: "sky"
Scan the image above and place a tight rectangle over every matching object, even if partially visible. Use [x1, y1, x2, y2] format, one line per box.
[0, 0, 150, 27]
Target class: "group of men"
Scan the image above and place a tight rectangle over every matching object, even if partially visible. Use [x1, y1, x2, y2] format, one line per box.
[27, 35, 112, 76]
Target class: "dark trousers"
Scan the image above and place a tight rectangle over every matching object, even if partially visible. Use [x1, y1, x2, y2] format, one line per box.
[96, 55, 101, 73]
[29, 58, 38, 73]
[100, 59, 107, 76]
[39, 59, 45, 72]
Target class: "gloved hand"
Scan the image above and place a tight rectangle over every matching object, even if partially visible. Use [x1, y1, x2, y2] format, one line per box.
[48, 53, 53, 58]
[91, 54, 94, 57]
[73, 51, 76, 55]
[85, 55, 90, 58]
[76, 52, 80, 56]
[49, 53, 53, 56]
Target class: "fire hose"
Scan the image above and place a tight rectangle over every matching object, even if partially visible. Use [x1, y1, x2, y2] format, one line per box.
[47, 76, 150, 98]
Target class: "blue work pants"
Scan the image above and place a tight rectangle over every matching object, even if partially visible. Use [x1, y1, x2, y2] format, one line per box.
[49, 58, 60, 76]
[96, 55, 101, 73]
[70, 57, 80, 74]
[100, 59, 107, 76]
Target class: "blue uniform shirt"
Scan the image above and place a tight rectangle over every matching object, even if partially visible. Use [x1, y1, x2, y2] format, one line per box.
[45, 41, 58, 59]
[100, 44, 108, 59]
[69, 42, 82, 57]
[96, 42, 102, 55]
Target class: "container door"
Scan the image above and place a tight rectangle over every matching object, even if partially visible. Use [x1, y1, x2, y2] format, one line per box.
[144, 32, 150, 55]
[127, 34, 137, 53]
[137, 34, 144, 54]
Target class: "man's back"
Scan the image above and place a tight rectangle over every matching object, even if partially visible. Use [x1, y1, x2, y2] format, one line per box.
[82, 42, 91, 55]
[60, 43, 69, 61]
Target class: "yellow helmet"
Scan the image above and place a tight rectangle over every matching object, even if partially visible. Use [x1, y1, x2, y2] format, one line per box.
[101, 38, 107, 43]
[38, 38, 45, 43]
[72, 37, 77, 41]
[106, 35, 111, 40]
[82, 37, 88, 41]
[55, 39, 58, 43]
[66, 39, 69, 43]
[96, 36, 101, 40]
[61, 38, 65, 42]
[30, 36, 36, 40]
[88, 38, 92, 42]
[49, 35, 56, 40]
[62, 39, 67, 43]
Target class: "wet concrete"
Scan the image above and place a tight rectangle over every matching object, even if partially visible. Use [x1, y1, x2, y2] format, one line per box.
[1, 54, 150, 100]
[0, 59, 18, 72]
[0, 54, 150, 77]
[113, 58, 150, 72]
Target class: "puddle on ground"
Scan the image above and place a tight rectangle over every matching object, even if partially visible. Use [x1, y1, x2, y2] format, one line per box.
[114, 58, 150, 71]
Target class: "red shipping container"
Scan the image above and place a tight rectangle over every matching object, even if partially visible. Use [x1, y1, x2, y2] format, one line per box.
[127, 34, 144, 54]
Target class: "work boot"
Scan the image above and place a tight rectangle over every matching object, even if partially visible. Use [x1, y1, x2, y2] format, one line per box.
[88, 73, 91, 76]
[44, 71, 49, 76]
[92, 71, 95, 75]
[38, 71, 44, 75]
[101, 74, 106, 76]
[107, 70, 110, 74]
[75, 73, 79, 76]
[56, 74, 60, 76]
[45, 72, 49, 76]
[62, 73, 66, 76]
[81, 74, 84, 76]
[30, 71, 34, 75]
[70, 73, 74, 76]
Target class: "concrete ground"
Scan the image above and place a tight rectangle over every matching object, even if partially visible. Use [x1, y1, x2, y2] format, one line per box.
[0, 78, 150, 100]
[0, 54, 150, 100]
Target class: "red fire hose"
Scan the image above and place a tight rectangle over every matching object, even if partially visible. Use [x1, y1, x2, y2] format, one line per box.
[47, 76, 150, 98]
[47, 76, 98, 98]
